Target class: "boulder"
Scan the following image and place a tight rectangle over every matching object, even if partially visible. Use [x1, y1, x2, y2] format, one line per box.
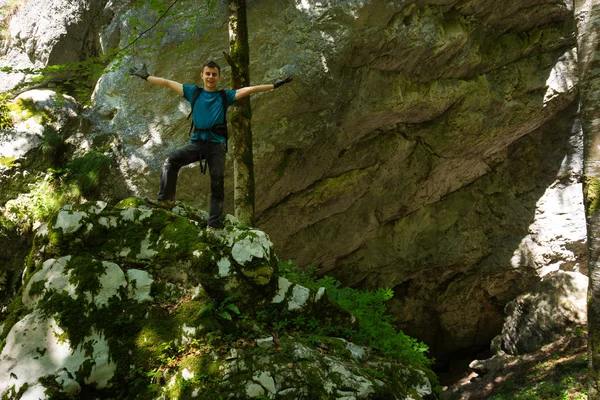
[493, 270, 588, 355]
[0, 199, 433, 399]
[0, 0, 109, 91]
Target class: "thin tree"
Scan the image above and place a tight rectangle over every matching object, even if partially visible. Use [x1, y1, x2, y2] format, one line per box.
[224, 0, 255, 226]
[576, 0, 600, 398]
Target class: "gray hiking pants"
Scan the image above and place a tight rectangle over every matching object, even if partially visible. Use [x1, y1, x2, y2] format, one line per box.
[157, 140, 226, 227]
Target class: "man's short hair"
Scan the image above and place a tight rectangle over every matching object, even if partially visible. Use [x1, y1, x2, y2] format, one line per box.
[203, 61, 221, 75]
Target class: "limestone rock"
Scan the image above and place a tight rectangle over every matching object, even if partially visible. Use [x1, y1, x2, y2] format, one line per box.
[0, 199, 432, 399]
[493, 271, 588, 355]
[0, 0, 109, 91]
[0, 0, 586, 361]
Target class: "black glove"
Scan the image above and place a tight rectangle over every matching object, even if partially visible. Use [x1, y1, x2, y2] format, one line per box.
[128, 64, 150, 80]
[273, 76, 293, 89]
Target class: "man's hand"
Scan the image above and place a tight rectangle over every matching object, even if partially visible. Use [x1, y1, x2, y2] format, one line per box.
[129, 64, 150, 80]
[273, 76, 293, 89]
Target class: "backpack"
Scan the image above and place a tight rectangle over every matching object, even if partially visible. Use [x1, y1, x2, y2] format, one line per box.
[187, 87, 229, 151]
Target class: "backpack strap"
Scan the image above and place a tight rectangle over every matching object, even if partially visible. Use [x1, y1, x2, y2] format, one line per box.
[218, 89, 229, 152]
[188, 87, 203, 136]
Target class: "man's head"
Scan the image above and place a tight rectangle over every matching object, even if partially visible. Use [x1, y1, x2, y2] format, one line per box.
[201, 61, 221, 92]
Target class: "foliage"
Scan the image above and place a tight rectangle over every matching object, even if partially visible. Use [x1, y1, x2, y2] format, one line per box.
[197, 292, 242, 321]
[0, 148, 111, 235]
[1, 174, 68, 234]
[279, 260, 433, 368]
[40, 126, 66, 166]
[64, 150, 112, 197]
[0, 93, 13, 130]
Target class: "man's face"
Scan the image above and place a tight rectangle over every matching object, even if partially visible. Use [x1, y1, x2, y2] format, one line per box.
[201, 67, 221, 91]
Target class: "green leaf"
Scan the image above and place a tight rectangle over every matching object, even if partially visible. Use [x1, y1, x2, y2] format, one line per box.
[219, 311, 232, 320]
[197, 305, 214, 316]
[225, 304, 240, 315]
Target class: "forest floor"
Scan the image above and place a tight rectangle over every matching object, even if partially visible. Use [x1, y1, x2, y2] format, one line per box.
[438, 326, 588, 399]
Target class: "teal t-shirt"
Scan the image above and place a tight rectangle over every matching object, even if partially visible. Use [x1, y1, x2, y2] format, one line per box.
[183, 85, 236, 142]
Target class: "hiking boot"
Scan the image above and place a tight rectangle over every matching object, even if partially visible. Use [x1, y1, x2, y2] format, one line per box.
[144, 198, 175, 210]
[207, 221, 224, 229]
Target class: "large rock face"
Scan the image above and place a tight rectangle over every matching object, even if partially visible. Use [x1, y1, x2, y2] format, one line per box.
[0, 0, 108, 91]
[0, 0, 585, 359]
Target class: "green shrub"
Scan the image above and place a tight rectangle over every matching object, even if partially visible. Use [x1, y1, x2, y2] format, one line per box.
[40, 125, 66, 165]
[65, 150, 111, 197]
[279, 260, 433, 368]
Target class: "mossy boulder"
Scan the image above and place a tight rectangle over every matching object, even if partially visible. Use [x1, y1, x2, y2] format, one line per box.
[0, 199, 433, 399]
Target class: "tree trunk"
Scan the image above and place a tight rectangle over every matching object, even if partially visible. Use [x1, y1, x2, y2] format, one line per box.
[225, 0, 255, 227]
[576, 1, 600, 398]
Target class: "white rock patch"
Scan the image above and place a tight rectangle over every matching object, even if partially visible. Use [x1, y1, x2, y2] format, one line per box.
[232, 236, 266, 265]
[35, 222, 49, 237]
[98, 216, 118, 228]
[253, 371, 276, 394]
[23, 256, 74, 307]
[413, 369, 432, 396]
[90, 261, 127, 307]
[88, 201, 107, 215]
[181, 324, 197, 345]
[288, 284, 310, 311]
[137, 230, 158, 259]
[127, 269, 153, 302]
[138, 209, 153, 221]
[182, 368, 194, 381]
[120, 208, 136, 221]
[245, 382, 265, 397]
[315, 287, 326, 301]
[0, 311, 117, 396]
[218, 258, 232, 277]
[256, 337, 274, 349]
[54, 210, 87, 234]
[272, 277, 292, 304]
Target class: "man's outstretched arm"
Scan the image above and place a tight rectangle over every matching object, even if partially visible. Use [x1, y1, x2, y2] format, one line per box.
[129, 64, 183, 95]
[234, 77, 293, 100]
[147, 76, 183, 95]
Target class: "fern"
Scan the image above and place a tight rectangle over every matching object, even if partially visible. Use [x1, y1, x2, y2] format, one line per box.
[280, 260, 433, 368]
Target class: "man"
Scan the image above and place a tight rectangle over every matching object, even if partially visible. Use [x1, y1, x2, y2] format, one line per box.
[129, 61, 292, 228]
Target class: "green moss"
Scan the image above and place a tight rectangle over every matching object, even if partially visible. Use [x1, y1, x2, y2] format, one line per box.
[585, 177, 600, 216]
[65, 256, 106, 298]
[133, 298, 215, 369]
[170, 355, 222, 398]
[0, 156, 15, 167]
[1, 382, 29, 400]
[75, 359, 95, 382]
[0, 92, 14, 130]
[0, 293, 27, 353]
[155, 215, 201, 260]
[10, 199, 440, 397]
[39, 290, 90, 348]
[115, 197, 147, 209]
[304, 167, 375, 208]
[8, 98, 53, 125]
[28, 279, 46, 297]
